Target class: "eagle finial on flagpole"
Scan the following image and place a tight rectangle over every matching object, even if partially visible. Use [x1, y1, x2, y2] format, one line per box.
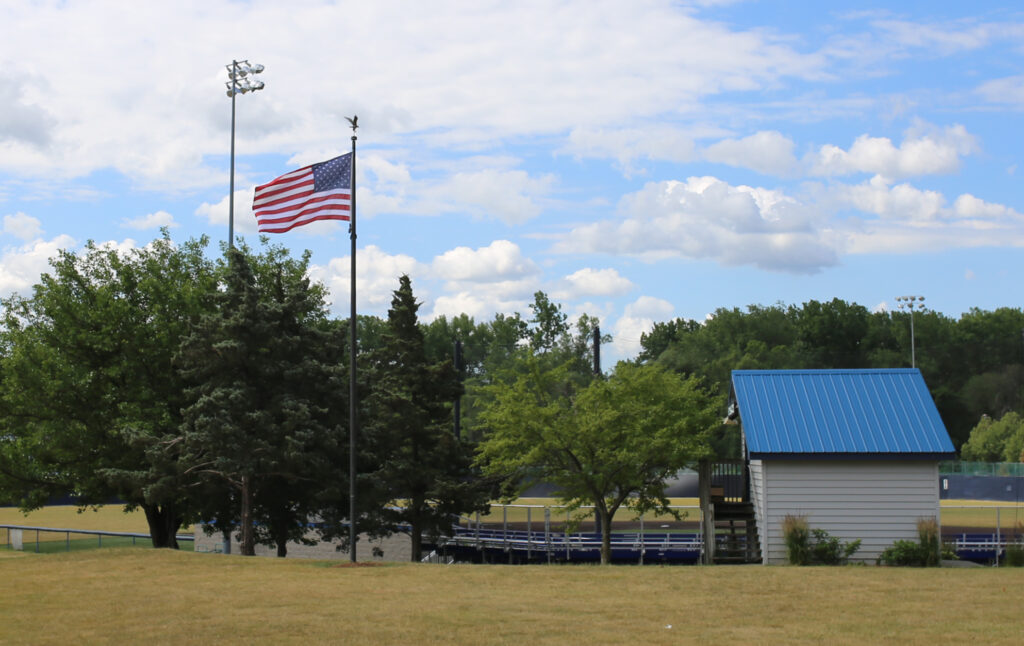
[346, 115, 358, 132]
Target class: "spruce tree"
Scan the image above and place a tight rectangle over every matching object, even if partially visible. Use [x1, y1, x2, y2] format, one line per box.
[178, 245, 343, 556]
[362, 275, 489, 561]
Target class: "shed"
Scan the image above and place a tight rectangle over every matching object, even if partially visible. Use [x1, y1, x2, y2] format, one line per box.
[730, 368, 955, 564]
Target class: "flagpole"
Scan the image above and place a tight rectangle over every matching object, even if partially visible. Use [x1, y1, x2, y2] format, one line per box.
[348, 118, 358, 562]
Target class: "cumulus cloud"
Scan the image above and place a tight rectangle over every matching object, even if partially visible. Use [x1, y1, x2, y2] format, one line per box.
[432, 240, 539, 284]
[194, 188, 262, 235]
[0, 235, 75, 296]
[122, 210, 178, 230]
[554, 268, 633, 300]
[612, 296, 676, 359]
[554, 176, 840, 274]
[835, 176, 1024, 254]
[428, 290, 532, 323]
[808, 124, 978, 179]
[704, 131, 799, 177]
[309, 245, 428, 315]
[3, 212, 43, 240]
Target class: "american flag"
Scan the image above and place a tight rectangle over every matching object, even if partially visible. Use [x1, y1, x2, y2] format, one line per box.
[253, 153, 352, 233]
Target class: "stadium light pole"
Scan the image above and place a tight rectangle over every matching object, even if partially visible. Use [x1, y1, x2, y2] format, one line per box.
[225, 60, 265, 248]
[895, 295, 925, 369]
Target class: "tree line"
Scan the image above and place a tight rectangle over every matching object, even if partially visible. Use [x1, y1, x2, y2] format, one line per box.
[636, 300, 1024, 452]
[1, 234, 1020, 563]
[0, 234, 717, 564]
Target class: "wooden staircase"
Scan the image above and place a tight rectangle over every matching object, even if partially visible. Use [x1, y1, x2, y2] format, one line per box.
[710, 501, 761, 564]
[699, 459, 762, 564]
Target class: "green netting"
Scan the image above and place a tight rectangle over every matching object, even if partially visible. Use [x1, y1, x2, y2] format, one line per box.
[940, 461, 1024, 477]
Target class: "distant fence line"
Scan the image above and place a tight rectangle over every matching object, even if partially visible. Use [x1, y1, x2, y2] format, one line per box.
[940, 461, 1024, 477]
[1, 524, 194, 553]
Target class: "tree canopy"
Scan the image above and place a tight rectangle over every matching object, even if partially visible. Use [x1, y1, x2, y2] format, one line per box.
[477, 359, 717, 564]
[0, 233, 218, 547]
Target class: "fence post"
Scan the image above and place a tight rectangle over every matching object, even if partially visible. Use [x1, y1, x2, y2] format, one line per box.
[639, 514, 644, 566]
[503, 505, 508, 553]
[527, 507, 532, 561]
[66, 531, 70, 552]
[996, 507, 1001, 566]
[36, 529, 40, 553]
[544, 507, 551, 564]
[565, 509, 570, 561]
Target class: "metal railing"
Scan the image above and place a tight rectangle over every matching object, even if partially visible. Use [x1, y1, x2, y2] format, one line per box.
[1, 524, 194, 553]
[443, 504, 703, 564]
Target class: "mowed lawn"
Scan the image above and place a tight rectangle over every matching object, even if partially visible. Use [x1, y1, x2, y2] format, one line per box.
[1, 549, 1022, 645]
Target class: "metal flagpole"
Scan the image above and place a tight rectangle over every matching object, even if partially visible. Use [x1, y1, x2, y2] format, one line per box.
[348, 116, 358, 562]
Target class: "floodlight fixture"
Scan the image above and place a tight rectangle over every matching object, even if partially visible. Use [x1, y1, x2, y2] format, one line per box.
[894, 295, 926, 368]
[224, 59, 266, 247]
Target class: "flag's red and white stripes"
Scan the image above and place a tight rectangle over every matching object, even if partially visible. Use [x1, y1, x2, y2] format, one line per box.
[253, 164, 350, 234]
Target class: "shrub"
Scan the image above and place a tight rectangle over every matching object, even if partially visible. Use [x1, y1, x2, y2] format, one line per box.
[1005, 543, 1024, 567]
[810, 529, 862, 565]
[1005, 522, 1024, 567]
[782, 514, 810, 565]
[782, 515, 861, 565]
[877, 517, 942, 566]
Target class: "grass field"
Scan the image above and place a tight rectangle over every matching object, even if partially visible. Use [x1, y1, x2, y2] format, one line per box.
[1, 549, 1023, 645]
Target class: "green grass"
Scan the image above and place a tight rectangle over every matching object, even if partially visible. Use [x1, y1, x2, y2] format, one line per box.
[1, 549, 1023, 645]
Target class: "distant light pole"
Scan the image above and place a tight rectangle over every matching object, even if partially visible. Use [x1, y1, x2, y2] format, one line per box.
[895, 295, 925, 368]
[225, 60, 265, 248]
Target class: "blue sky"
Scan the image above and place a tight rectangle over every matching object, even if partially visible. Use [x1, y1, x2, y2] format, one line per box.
[1, 1, 1022, 363]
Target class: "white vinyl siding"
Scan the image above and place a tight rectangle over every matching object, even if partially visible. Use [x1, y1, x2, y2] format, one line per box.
[748, 459, 766, 563]
[758, 460, 939, 564]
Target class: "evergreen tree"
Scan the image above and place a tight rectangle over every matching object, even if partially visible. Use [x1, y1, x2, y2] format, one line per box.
[177, 244, 343, 556]
[362, 275, 489, 561]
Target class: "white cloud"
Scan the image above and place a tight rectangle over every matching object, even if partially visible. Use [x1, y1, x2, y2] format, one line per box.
[808, 124, 978, 179]
[612, 296, 676, 359]
[194, 188, 261, 235]
[839, 175, 948, 222]
[0, 235, 76, 296]
[309, 245, 428, 315]
[3, 212, 43, 240]
[432, 240, 539, 284]
[704, 131, 799, 177]
[437, 169, 554, 225]
[0, 1, 826, 188]
[555, 268, 633, 299]
[428, 291, 531, 323]
[122, 210, 178, 230]
[554, 176, 840, 274]
[976, 75, 1024, 107]
[561, 127, 700, 174]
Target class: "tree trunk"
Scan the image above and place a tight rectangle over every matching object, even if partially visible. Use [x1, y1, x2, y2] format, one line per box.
[274, 525, 288, 557]
[142, 503, 182, 549]
[599, 506, 613, 565]
[410, 523, 423, 562]
[240, 474, 256, 556]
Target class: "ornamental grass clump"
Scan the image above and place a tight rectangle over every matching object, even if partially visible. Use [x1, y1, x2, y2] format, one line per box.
[782, 514, 861, 565]
[782, 514, 810, 565]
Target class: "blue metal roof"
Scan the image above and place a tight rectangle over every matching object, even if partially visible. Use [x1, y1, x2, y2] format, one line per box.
[731, 369, 955, 459]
